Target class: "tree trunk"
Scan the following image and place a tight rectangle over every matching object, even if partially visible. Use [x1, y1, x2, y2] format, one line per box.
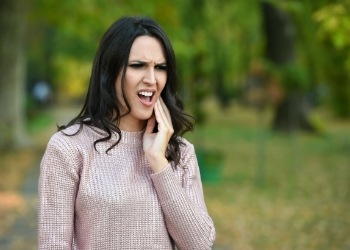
[261, 1, 315, 132]
[0, 0, 28, 148]
[261, 1, 296, 64]
[273, 92, 314, 132]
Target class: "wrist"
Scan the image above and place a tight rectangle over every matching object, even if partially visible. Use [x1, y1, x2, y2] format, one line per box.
[147, 156, 168, 173]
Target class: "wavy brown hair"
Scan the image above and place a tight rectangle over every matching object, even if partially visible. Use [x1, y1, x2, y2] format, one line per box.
[59, 16, 194, 166]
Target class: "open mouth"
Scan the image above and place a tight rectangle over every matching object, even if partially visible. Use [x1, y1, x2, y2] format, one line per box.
[137, 91, 154, 103]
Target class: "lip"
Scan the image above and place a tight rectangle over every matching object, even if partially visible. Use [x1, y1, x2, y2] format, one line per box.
[137, 89, 156, 107]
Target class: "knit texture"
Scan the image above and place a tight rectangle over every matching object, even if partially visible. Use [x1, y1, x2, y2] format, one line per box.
[38, 124, 215, 249]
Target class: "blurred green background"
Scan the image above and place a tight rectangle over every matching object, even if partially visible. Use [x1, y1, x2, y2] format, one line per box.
[1, 0, 350, 249]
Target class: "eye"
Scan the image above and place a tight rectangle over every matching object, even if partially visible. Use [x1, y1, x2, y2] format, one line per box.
[129, 63, 144, 69]
[155, 64, 167, 71]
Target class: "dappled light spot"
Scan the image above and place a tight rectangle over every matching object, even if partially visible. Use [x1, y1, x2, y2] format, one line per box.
[0, 192, 25, 212]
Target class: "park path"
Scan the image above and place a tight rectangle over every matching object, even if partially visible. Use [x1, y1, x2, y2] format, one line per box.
[0, 106, 79, 250]
[0, 156, 40, 250]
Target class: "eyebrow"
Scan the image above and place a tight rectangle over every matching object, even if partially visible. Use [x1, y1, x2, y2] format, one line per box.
[129, 60, 167, 65]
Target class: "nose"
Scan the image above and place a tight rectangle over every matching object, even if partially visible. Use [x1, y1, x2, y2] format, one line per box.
[143, 68, 157, 85]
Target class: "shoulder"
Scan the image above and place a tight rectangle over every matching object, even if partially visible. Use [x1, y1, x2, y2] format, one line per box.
[177, 137, 197, 164]
[47, 124, 98, 154]
[42, 124, 98, 168]
[41, 125, 87, 174]
[49, 124, 81, 146]
[178, 137, 194, 151]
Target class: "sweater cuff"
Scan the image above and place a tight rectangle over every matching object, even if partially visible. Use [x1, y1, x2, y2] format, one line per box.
[150, 164, 183, 204]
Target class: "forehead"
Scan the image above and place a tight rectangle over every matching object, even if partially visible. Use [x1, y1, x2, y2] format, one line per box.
[128, 35, 166, 62]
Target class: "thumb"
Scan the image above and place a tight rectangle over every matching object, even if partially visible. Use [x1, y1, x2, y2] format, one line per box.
[145, 114, 156, 134]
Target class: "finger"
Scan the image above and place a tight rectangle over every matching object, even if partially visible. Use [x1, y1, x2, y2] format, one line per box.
[145, 114, 156, 134]
[155, 100, 173, 133]
[154, 100, 165, 125]
[156, 98, 171, 126]
[159, 97, 172, 124]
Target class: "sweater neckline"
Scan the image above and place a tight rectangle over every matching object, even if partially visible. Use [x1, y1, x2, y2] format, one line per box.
[115, 129, 144, 145]
[76, 123, 144, 146]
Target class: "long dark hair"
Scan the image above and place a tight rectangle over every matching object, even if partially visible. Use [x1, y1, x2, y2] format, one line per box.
[59, 16, 194, 166]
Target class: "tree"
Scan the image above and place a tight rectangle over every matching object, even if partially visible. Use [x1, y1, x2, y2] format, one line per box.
[0, 0, 28, 148]
[261, 1, 315, 132]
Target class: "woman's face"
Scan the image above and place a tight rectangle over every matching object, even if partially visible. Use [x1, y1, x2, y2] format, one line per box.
[115, 35, 167, 131]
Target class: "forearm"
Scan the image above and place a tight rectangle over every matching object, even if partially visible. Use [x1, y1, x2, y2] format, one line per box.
[151, 165, 215, 250]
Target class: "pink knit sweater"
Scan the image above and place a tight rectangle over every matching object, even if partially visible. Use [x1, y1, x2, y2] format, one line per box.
[38, 125, 215, 249]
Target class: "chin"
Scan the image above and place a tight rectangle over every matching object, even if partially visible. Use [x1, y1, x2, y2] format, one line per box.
[137, 112, 153, 121]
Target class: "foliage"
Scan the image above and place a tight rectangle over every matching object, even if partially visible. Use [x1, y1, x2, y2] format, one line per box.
[52, 56, 91, 101]
[25, 0, 350, 117]
[312, 1, 350, 117]
[314, 2, 350, 50]
[27, 0, 263, 109]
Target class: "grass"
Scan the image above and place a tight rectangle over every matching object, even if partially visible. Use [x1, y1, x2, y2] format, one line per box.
[185, 99, 350, 249]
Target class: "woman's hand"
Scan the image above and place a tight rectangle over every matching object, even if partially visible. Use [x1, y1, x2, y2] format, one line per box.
[143, 97, 174, 173]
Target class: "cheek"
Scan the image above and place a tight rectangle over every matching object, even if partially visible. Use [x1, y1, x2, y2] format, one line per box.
[124, 71, 140, 91]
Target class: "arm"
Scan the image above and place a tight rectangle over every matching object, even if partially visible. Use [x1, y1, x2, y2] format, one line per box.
[143, 97, 215, 248]
[150, 142, 216, 250]
[38, 134, 80, 250]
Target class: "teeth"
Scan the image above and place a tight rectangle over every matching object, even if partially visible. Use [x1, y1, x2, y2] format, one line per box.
[138, 91, 153, 97]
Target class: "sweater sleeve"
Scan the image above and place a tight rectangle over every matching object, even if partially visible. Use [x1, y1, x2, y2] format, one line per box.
[38, 134, 80, 250]
[150, 141, 216, 250]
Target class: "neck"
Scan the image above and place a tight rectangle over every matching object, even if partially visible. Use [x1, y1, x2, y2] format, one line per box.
[119, 117, 146, 132]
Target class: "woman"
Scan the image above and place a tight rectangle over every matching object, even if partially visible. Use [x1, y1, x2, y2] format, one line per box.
[38, 16, 215, 249]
